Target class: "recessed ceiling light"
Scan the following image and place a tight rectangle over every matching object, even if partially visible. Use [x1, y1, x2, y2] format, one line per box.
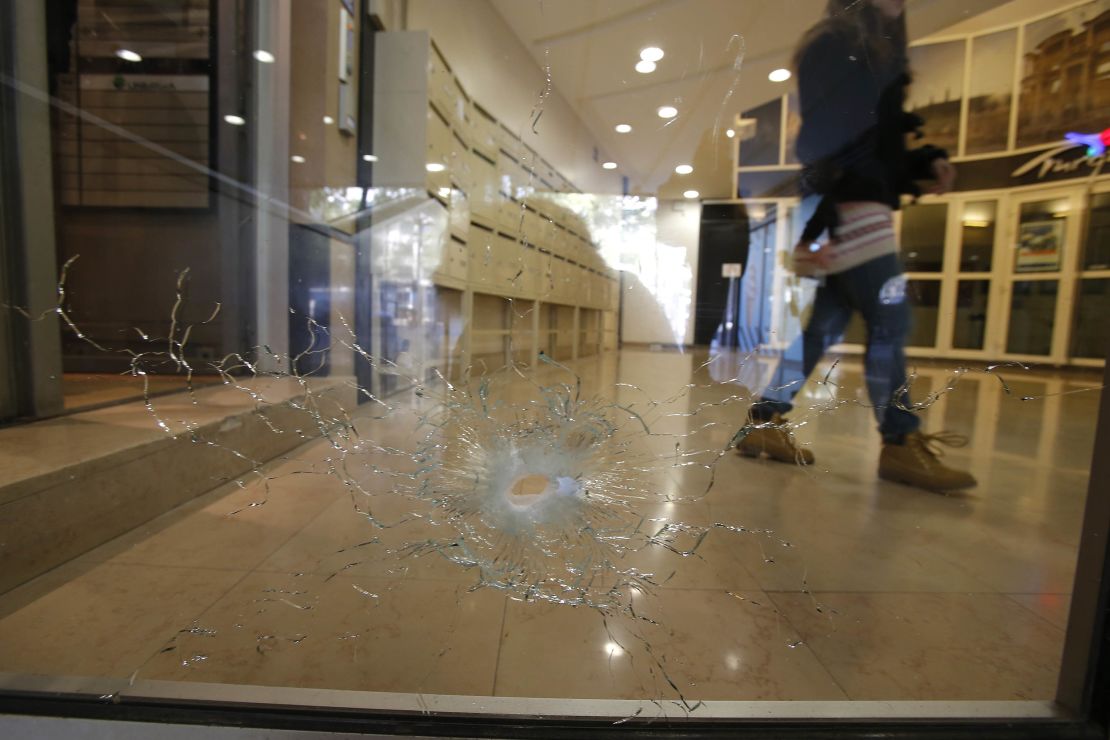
[635, 60, 656, 74]
[323, 115, 335, 125]
[726, 129, 736, 138]
[615, 124, 632, 133]
[362, 154, 378, 162]
[657, 106, 678, 119]
[769, 68, 792, 82]
[426, 162, 446, 172]
[683, 190, 700, 199]
[602, 161, 618, 170]
[675, 164, 693, 175]
[253, 50, 275, 63]
[640, 47, 664, 62]
[291, 155, 306, 163]
[224, 114, 246, 126]
[115, 49, 142, 62]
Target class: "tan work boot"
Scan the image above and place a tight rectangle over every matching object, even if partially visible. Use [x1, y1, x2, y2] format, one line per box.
[879, 431, 976, 492]
[736, 413, 815, 465]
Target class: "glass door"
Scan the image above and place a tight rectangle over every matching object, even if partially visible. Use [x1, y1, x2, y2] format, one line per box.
[1071, 185, 1110, 365]
[995, 187, 1083, 364]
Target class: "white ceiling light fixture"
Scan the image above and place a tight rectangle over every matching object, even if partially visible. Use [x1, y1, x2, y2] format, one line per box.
[657, 105, 678, 119]
[115, 49, 142, 62]
[769, 68, 792, 83]
[726, 129, 736, 138]
[675, 164, 693, 175]
[223, 114, 246, 126]
[362, 154, 378, 162]
[602, 161, 618, 170]
[252, 50, 275, 63]
[640, 47, 664, 62]
[635, 60, 656, 74]
[425, 162, 446, 172]
[291, 155, 306, 163]
[323, 115, 335, 125]
[615, 124, 632, 133]
[683, 190, 700, 199]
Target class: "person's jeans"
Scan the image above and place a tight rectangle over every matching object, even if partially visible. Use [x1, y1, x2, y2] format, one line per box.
[751, 252, 920, 442]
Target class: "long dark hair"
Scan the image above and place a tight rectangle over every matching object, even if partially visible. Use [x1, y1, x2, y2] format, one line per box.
[793, 0, 908, 72]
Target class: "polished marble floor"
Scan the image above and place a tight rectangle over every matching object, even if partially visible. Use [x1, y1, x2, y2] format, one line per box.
[0, 349, 1101, 703]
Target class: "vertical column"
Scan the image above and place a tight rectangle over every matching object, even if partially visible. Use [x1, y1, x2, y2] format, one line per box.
[461, 288, 474, 375]
[253, 0, 292, 373]
[572, 304, 580, 362]
[3, 0, 64, 418]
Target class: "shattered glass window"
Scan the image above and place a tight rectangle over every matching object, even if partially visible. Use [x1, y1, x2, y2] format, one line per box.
[0, 0, 1108, 730]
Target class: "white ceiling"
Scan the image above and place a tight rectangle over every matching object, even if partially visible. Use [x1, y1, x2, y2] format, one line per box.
[491, 0, 1013, 197]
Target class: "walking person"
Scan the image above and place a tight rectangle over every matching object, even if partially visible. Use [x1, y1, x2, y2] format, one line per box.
[736, 0, 976, 492]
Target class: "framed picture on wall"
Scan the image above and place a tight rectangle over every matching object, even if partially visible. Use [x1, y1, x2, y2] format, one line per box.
[1016, 219, 1065, 272]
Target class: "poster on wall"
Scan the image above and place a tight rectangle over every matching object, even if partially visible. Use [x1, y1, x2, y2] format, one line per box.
[907, 39, 965, 155]
[1017, 0, 1110, 149]
[966, 29, 1017, 154]
[1015, 219, 1065, 272]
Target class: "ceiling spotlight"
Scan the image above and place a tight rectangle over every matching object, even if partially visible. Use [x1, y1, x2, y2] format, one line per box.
[615, 124, 632, 133]
[657, 106, 678, 119]
[362, 154, 378, 162]
[675, 164, 693, 175]
[602, 161, 618, 170]
[640, 47, 665, 62]
[115, 49, 142, 62]
[323, 115, 335, 125]
[769, 68, 792, 82]
[726, 129, 736, 138]
[291, 155, 306, 163]
[223, 114, 246, 126]
[683, 190, 700, 199]
[253, 50, 275, 63]
[425, 162, 446, 172]
[635, 60, 657, 74]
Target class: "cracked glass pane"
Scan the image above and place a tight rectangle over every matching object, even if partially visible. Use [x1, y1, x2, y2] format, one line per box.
[0, 0, 1108, 728]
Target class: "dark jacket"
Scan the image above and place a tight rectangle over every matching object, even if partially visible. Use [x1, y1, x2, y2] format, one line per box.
[795, 27, 947, 242]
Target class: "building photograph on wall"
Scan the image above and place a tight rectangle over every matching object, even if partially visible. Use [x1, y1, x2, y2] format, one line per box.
[966, 28, 1018, 154]
[907, 39, 965, 156]
[1018, 0, 1110, 148]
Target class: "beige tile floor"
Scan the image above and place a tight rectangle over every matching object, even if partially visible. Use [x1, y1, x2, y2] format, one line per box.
[0, 349, 1101, 703]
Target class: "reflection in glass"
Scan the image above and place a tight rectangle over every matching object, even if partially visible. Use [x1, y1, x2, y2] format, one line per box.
[1084, 192, 1110, 270]
[1015, 200, 1068, 273]
[906, 280, 940, 348]
[1072, 279, 1110, 358]
[1007, 280, 1058, 355]
[953, 280, 990, 350]
[960, 201, 996, 271]
[900, 203, 947, 272]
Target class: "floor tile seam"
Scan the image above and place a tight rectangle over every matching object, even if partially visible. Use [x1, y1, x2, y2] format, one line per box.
[490, 595, 509, 696]
[1000, 593, 1070, 634]
[235, 490, 362, 579]
[760, 590, 854, 701]
[126, 566, 258, 684]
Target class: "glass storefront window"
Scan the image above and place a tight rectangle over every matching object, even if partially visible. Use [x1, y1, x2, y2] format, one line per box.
[900, 203, 946, 272]
[1073, 278, 1110, 358]
[1084, 192, 1110, 270]
[3, 1, 1110, 737]
[906, 279, 940, 348]
[960, 200, 996, 271]
[1007, 280, 1058, 355]
[953, 279, 990, 350]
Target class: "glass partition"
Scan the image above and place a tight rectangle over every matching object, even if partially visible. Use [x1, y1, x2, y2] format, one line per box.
[0, 0, 1108, 737]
